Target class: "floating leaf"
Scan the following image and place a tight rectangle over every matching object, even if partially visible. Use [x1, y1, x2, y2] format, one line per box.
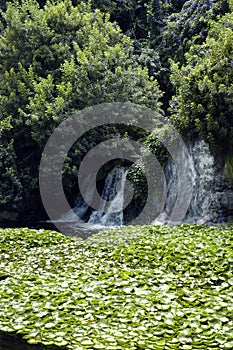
[0, 225, 233, 349]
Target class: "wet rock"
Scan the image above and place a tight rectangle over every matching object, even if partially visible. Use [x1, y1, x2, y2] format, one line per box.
[0, 211, 18, 222]
[159, 140, 233, 224]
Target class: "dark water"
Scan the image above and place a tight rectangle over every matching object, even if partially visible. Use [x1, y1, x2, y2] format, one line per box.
[0, 220, 106, 240]
[0, 333, 60, 350]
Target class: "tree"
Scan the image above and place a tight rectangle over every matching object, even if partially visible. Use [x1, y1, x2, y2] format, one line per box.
[0, 0, 162, 216]
[148, 0, 230, 110]
[170, 8, 233, 161]
[159, 0, 230, 65]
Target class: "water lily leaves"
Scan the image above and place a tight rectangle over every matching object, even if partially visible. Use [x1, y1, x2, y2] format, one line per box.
[27, 338, 40, 344]
[0, 225, 233, 349]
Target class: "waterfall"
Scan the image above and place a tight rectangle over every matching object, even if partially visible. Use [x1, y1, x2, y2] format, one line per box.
[154, 140, 218, 225]
[88, 167, 128, 226]
[186, 140, 216, 222]
[56, 140, 232, 229]
[57, 174, 94, 223]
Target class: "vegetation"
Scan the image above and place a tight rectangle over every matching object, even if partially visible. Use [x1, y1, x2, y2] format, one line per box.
[1, 1, 233, 348]
[170, 8, 233, 158]
[0, 0, 162, 215]
[1, 225, 233, 349]
[0, 0, 232, 215]
[0, 0, 232, 216]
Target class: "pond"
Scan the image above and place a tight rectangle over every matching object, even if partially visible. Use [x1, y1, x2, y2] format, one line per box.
[0, 221, 105, 350]
[0, 220, 104, 240]
[0, 333, 61, 350]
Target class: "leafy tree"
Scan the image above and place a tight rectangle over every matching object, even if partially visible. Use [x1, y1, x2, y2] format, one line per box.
[88, 0, 148, 39]
[90, 1, 230, 111]
[170, 9, 233, 160]
[159, 0, 230, 65]
[0, 0, 162, 215]
[0, 118, 22, 209]
[147, 0, 230, 110]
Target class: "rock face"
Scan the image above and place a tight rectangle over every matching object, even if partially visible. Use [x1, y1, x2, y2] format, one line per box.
[0, 211, 18, 222]
[154, 140, 233, 224]
[214, 177, 233, 222]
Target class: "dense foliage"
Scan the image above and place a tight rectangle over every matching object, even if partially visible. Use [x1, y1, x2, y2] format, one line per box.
[0, 0, 161, 215]
[1, 225, 233, 349]
[170, 9, 233, 157]
[0, 0, 232, 216]
[87, 1, 230, 103]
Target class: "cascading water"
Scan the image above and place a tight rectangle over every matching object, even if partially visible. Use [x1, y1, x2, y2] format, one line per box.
[88, 167, 128, 226]
[154, 140, 219, 224]
[185, 140, 216, 222]
[56, 140, 232, 232]
[57, 174, 95, 223]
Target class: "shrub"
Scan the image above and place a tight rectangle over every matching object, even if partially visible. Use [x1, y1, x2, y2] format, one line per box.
[170, 9, 233, 158]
